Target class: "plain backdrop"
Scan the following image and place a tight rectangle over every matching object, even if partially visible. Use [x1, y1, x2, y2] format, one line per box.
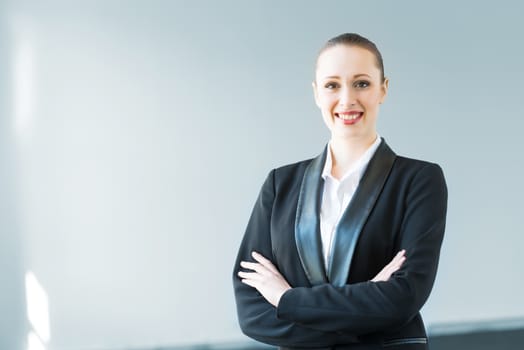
[1, 1, 523, 349]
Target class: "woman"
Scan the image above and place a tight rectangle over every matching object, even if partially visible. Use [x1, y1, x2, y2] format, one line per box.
[233, 33, 447, 350]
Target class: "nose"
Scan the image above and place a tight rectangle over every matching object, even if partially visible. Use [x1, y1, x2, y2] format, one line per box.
[339, 86, 356, 107]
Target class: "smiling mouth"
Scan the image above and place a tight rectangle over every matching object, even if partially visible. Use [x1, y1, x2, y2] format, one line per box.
[335, 112, 363, 124]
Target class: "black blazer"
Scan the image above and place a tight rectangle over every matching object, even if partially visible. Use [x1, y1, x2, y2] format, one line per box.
[233, 139, 448, 350]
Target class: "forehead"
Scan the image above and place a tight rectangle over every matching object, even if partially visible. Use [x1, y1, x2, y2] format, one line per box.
[316, 45, 380, 80]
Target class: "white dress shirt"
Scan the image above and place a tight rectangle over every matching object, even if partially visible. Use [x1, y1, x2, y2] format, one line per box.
[320, 135, 382, 269]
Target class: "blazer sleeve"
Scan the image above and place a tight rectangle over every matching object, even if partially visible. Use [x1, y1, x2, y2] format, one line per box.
[276, 163, 448, 335]
[233, 170, 359, 348]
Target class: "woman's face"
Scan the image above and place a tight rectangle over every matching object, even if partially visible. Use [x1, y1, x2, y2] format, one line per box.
[313, 45, 388, 143]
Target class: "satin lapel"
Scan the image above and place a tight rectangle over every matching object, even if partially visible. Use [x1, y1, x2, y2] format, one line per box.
[327, 139, 397, 287]
[294, 147, 328, 286]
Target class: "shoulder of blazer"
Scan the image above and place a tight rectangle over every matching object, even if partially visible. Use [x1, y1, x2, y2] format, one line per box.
[275, 157, 315, 172]
[272, 157, 316, 184]
[392, 155, 444, 175]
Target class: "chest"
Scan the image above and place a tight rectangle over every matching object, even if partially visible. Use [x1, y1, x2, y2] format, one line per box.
[269, 178, 407, 286]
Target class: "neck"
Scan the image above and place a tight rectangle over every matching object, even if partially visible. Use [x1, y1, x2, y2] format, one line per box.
[329, 134, 378, 179]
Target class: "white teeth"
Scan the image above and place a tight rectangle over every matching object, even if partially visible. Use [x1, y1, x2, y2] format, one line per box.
[338, 113, 361, 120]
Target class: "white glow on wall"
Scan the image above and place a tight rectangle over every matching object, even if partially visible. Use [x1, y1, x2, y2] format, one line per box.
[25, 271, 50, 344]
[10, 15, 35, 136]
[27, 332, 45, 350]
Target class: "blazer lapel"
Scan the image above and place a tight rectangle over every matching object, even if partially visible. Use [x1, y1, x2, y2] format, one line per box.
[294, 146, 328, 286]
[327, 139, 397, 287]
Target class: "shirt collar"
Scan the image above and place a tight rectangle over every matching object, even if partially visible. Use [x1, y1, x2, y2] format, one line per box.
[321, 134, 382, 182]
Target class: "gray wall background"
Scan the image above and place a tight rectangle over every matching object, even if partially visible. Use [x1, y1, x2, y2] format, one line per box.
[1, 0, 523, 349]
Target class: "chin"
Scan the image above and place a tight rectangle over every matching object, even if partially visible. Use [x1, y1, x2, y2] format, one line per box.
[334, 129, 373, 140]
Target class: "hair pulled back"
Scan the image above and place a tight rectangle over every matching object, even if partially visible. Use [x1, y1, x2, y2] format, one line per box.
[317, 33, 385, 83]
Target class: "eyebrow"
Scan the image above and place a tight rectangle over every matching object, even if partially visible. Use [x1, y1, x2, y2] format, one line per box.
[322, 74, 371, 79]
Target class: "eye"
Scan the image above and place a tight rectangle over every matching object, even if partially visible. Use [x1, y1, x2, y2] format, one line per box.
[354, 80, 370, 89]
[324, 82, 340, 89]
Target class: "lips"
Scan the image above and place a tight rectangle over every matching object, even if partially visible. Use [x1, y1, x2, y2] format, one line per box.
[335, 111, 363, 125]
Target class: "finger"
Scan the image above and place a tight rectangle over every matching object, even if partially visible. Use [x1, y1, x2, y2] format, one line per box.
[375, 261, 402, 282]
[386, 251, 406, 268]
[388, 256, 405, 269]
[240, 261, 269, 274]
[251, 251, 273, 266]
[391, 250, 406, 262]
[240, 278, 259, 289]
[252, 252, 279, 274]
[385, 257, 406, 277]
[391, 256, 406, 270]
[372, 271, 390, 282]
[388, 256, 405, 270]
[372, 251, 407, 282]
[371, 273, 384, 282]
[238, 271, 263, 281]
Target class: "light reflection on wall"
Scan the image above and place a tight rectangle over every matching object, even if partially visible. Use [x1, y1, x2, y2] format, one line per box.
[25, 272, 50, 350]
[27, 332, 45, 350]
[11, 14, 45, 350]
[11, 14, 35, 138]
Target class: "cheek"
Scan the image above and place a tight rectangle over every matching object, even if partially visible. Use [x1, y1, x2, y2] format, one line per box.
[361, 92, 382, 109]
[321, 112, 334, 130]
[317, 99, 335, 124]
[317, 94, 337, 111]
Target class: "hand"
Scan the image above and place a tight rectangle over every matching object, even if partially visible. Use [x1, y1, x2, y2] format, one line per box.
[238, 251, 292, 307]
[371, 249, 406, 282]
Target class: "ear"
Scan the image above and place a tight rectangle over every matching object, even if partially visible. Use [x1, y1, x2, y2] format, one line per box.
[312, 81, 320, 108]
[379, 77, 389, 104]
